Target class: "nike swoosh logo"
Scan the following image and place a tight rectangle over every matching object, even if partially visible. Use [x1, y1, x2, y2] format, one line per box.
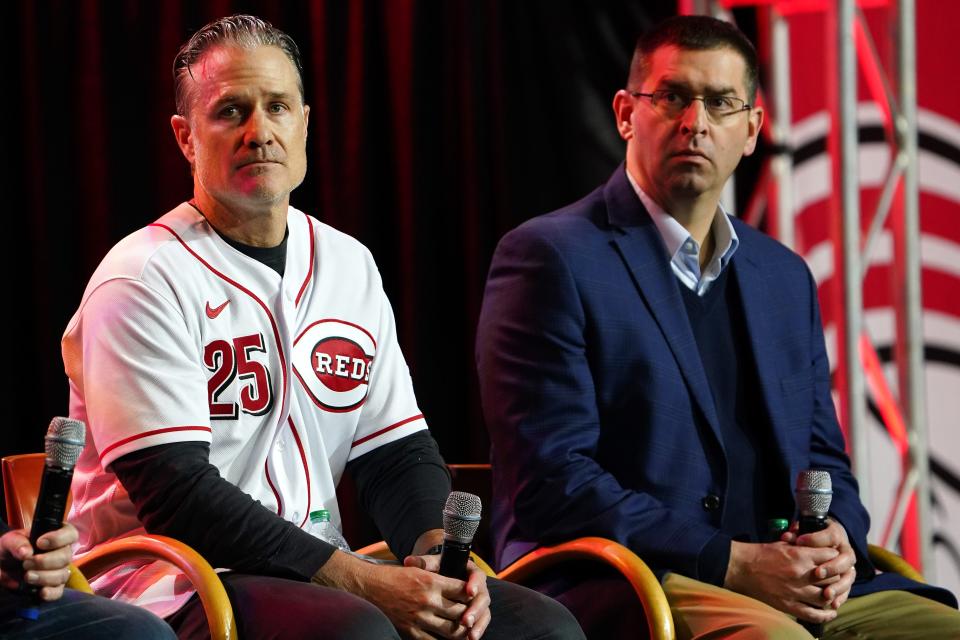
[205, 299, 230, 319]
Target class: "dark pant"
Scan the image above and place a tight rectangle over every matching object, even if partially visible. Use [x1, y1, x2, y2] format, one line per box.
[527, 562, 650, 640]
[166, 572, 585, 640]
[0, 588, 176, 640]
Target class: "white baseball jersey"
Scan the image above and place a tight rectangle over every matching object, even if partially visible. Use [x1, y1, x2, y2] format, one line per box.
[63, 203, 427, 616]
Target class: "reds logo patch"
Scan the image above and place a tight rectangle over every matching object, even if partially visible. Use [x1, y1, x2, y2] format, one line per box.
[293, 319, 376, 412]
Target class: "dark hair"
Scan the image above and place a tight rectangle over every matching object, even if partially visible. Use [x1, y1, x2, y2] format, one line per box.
[627, 15, 759, 102]
[173, 14, 304, 116]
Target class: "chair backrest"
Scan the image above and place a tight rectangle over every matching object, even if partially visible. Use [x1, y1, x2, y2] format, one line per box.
[2, 453, 68, 530]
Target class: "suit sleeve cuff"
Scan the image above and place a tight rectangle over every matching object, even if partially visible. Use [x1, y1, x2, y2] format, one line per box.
[697, 532, 732, 586]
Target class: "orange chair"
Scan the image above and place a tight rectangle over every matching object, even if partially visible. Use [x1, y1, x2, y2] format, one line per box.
[2, 453, 237, 640]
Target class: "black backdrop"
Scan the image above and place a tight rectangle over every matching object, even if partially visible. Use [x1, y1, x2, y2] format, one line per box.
[12, 1, 764, 471]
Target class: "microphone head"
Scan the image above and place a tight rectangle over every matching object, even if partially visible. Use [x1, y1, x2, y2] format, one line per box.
[44, 417, 86, 470]
[795, 469, 832, 518]
[442, 491, 482, 544]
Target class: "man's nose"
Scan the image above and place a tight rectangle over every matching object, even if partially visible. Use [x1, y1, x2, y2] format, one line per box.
[244, 108, 274, 147]
[679, 98, 709, 135]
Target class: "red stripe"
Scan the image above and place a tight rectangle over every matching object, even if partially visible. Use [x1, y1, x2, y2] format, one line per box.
[100, 426, 211, 462]
[351, 414, 424, 448]
[149, 223, 289, 424]
[295, 214, 315, 307]
[817, 268, 960, 319]
[265, 459, 283, 517]
[287, 416, 311, 528]
[293, 318, 377, 349]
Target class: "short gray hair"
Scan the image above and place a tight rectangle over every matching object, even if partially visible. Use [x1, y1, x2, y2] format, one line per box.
[173, 14, 304, 116]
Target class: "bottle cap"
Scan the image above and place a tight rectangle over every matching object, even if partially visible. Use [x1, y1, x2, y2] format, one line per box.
[767, 518, 789, 533]
[309, 510, 331, 523]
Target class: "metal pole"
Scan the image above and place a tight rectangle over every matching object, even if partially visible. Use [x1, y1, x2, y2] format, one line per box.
[771, 5, 794, 249]
[896, 0, 931, 576]
[839, 0, 869, 502]
[861, 155, 906, 280]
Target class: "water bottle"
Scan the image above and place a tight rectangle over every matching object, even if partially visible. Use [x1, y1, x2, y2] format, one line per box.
[307, 509, 350, 551]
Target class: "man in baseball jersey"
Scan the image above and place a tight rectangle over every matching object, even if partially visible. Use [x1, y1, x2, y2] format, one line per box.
[62, 14, 583, 640]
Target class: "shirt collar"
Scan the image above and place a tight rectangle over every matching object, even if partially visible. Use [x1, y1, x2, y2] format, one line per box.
[624, 168, 739, 272]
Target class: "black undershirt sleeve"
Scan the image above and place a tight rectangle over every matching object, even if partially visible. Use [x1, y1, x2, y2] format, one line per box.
[110, 430, 449, 577]
[110, 442, 334, 581]
[345, 430, 451, 560]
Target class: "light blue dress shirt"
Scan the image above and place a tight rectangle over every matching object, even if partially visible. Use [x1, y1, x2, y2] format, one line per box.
[626, 170, 739, 296]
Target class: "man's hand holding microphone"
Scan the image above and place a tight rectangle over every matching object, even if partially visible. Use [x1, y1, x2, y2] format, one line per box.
[724, 470, 855, 632]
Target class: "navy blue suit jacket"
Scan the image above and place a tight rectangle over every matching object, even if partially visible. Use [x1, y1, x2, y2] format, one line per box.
[476, 166, 954, 604]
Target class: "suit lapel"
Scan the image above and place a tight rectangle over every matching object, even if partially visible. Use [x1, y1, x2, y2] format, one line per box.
[603, 169, 723, 446]
[729, 242, 794, 466]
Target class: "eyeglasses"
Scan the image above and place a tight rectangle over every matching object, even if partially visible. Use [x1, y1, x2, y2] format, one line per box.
[630, 89, 751, 123]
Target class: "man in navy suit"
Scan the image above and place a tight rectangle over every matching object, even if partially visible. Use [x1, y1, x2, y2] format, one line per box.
[476, 15, 958, 638]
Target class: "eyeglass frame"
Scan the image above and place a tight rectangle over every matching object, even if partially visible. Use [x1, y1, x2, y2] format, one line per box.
[629, 89, 752, 122]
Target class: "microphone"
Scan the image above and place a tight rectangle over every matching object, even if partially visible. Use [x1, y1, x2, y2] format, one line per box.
[795, 469, 832, 639]
[29, 418, 86, 547]
[795, 470, 832, 535]
[438, 491, 481, 580]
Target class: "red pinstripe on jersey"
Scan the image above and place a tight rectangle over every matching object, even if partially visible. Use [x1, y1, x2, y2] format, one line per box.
[351, 414, 424, 449]
[295, 214, 315, 307]
[99, 426, 212, 463]
[288, 416, 312, 527]
[264, 458, 283, 517]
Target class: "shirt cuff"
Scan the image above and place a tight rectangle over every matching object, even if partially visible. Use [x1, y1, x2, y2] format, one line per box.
[697, 531, 733, 586]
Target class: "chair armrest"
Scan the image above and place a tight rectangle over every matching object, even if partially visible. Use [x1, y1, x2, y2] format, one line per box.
[75, 534, 236, 640]
[354, 540, 496, 577]
[66, 564, 93, 593]
[497, 537, 675, 640]
[868, 543, 924, 583]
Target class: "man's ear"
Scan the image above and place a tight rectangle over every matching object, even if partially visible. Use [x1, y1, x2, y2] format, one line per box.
[302, 104, 310, 141]
[612, 90, 637, 141]
[742, 106, 764, 157]
[170, 114, 195, 165]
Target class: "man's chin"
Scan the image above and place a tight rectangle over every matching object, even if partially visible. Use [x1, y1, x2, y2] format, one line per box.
[235, 179, 296, 204]
[666, 177, 713, 199]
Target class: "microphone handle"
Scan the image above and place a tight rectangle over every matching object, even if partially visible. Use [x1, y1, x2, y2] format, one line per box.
[438, 539, 472, 580]
[29, 465, 73, 547]
[797, 515, 829, 638]
[798, 515, 829, 536]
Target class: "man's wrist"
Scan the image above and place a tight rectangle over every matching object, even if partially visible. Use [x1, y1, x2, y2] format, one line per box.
[723, 540, 754, 591]
[410, 529, 445, 556]
[311, 549, 365, 591]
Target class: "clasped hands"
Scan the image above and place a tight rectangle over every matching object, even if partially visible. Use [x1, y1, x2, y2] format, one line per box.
[314, 538, 490, 640]
[725, 519, 857, 624]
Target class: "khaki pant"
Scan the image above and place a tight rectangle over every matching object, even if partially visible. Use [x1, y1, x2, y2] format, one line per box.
[664, 572, 960, 639]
